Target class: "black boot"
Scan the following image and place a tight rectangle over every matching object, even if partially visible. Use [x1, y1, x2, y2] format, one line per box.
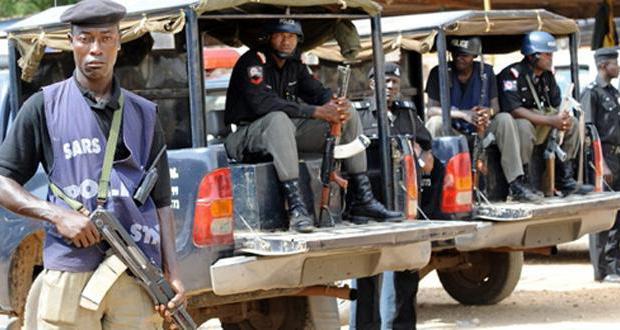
[282, 180, 315, 233]
[522, 164, 544, 197]
[347, 174, 403, 224]
[509, 176, 542, 202]
[556, 160, 593, 196]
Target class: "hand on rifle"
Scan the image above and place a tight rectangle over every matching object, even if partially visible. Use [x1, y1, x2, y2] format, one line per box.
[313, 97, 350, 124]
[155, 275, 187, 329]
[52, 209, 101, 248]
[471, 106, 491, 129]
[548, 111, 572, 131]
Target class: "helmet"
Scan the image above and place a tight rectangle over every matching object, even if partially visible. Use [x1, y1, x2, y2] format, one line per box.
[521, 31, 557, 55]
[448, 37, 482, 56]
[266, 18, 304, 40]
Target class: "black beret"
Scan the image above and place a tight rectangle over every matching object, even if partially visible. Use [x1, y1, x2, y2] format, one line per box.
[368, 62, 401, 79]
[594, 47, 618, 63]
[61, 0, 126, 27]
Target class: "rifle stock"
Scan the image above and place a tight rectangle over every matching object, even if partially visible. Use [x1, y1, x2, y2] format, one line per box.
[90, 208, 197, 330]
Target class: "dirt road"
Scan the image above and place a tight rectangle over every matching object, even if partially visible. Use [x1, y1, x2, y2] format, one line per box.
[417, 252, 620, 330]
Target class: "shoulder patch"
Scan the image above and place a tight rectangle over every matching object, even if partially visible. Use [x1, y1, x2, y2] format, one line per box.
[248, 66, 263, 85]
[509, 67, 519, 79]
[503, 80, 518, 92]
[256, 51, 266, 64]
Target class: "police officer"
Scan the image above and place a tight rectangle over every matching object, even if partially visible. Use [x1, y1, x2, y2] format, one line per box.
[497, 31, 591, 196]
[426, 37, 541, 202]
[582, 47, 620, 283]
[351, 63, 430, 330]
[224, 19, 402, 232]
[0, 0, 185, 328]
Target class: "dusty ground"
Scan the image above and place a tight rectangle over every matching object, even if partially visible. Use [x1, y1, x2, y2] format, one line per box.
[416, 251, 620, 330]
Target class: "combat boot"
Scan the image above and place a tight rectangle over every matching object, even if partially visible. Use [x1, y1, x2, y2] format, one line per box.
[508, 176, 542, 202]
[556, 160, 593, 196]
[282, 180, 315, 233]
[347, 173, 403, 224]
[522, 164, 544, 197]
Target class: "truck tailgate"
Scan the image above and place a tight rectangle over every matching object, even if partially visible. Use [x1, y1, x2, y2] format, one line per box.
[210, 221, 474, 295]
[457, 192, 620, 251]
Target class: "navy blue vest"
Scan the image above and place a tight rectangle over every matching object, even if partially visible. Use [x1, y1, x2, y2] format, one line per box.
[42, 78, 160, 272]
[450, 62, 493, 134]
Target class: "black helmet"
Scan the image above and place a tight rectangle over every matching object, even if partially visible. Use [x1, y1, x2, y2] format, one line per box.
[448, 37, 482, 56]
[267, 18, 304, 40]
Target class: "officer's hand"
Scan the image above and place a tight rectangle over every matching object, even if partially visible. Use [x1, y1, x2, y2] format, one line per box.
[332, 96, 352, 123]
[472, 106, 491, 129]
[313, 103, 341, 124]
[155, 277, 186, 329]
[52, 210, 101, 248]
[550, 112, 571, 131]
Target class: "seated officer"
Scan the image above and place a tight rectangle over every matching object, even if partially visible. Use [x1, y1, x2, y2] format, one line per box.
[497, 31, 591, 196]
[224, 19, 402, 233]
[425, 37, 541, 202]
[351, 62, 429, 330]
[581, 47, 620, 283]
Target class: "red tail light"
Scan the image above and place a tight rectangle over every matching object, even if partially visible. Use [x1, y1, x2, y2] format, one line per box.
[403, 155, 418, 220]
[592, 139, 604, 192]
[193, 168, 234, 246]
[442, 152, 473, 213]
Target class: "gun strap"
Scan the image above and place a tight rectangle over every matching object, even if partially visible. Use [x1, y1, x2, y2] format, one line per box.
[49, 93, 125, 212]
[524, 74, 545, 113]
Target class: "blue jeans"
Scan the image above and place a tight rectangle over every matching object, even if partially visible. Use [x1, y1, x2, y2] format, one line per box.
[350, 271, 419, 330]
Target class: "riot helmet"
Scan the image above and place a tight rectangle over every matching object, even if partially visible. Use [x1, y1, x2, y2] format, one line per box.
[448, 37, 482, 56]
[521, 31, 557, 56]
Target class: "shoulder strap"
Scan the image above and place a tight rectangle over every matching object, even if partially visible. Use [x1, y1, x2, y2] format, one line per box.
[524, 74, 544, 112]
[97, 93, 125, 206]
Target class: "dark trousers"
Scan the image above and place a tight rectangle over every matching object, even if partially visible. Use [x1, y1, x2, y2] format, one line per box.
[351, 271, 419, 330]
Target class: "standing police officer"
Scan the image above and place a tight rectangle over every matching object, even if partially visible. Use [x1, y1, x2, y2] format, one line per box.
[497, 31, 591, 196]
[425, 37, 541, 202]
[225, 19, 402, 232]
[582, 47, 620, 283]
[351, 63, 430, 330]
[0, 1, 185, 328]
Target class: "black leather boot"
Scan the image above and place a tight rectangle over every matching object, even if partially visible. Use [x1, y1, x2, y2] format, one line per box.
[522, 164, 544, 197]
[347, 173, 403, 224]
[509, 176, 542, 202]
[556, 160, 593, 196]
[282, 180, 315, 233]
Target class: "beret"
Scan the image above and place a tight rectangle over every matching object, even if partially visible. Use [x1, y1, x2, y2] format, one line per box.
[61, 0, 126, 27]
[594, 47, 618, 62]
[368, 62, 401, 79]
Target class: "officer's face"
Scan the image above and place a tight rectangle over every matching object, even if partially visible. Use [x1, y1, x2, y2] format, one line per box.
[453, 52, 475, 72]
[369, 75, 401, 105]
[270, 32, 298, 56]
[604, 59, 619, 79]
[70, 25, 121, 82]
[535, 52, 554, 72]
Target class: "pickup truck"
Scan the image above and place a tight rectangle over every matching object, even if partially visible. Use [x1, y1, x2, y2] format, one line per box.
[0, 1, 476, 329]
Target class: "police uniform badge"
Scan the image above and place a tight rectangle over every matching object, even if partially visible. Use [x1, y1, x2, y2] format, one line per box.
[503, 80, 517, 92]
[248, 66, 263, 85]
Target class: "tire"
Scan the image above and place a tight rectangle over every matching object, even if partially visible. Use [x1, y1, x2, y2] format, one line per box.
[437, 251, 523, 305]
[220, 297, 310, 330]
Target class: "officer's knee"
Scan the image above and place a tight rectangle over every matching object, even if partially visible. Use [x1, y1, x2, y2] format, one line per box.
[425, 116, 443, 137]
[493, 112, 513, 126]
[261, 111, 295, 137]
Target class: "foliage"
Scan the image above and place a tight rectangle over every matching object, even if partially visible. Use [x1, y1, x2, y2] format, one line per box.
[0, 0, 78, 18]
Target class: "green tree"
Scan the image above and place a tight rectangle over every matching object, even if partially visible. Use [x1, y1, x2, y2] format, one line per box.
[0, 0, 78, 18]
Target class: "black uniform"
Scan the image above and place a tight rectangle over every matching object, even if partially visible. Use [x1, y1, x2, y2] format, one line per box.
[582, 74, 620, 280]
[352, 98, 427, 330]
[224, 47, 367, 182]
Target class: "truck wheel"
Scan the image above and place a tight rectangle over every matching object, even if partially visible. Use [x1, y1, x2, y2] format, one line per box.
[220, 297, 310, 330]
[437, 251, 523, 305]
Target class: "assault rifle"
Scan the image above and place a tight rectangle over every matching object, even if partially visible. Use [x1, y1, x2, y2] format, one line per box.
[90, 208, 197, 330]
[543, 83, 573, 196]
[472, 56, 489, 202]
[320, 65, 368, 226]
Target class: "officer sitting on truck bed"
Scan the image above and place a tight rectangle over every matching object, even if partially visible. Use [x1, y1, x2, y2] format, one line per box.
[581, 47, 620, 283]
[496, 31, 592, 196]
[352, 62, 431, 330]
[224, 19, 402, 233]
[425, 37, 542, 202]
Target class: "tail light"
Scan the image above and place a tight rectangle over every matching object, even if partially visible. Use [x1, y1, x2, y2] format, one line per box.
[403, 155, 418, 220]
[592, 139, 604, 192]
[193, 168, 234, 246]
[442, 152, 473, 214]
